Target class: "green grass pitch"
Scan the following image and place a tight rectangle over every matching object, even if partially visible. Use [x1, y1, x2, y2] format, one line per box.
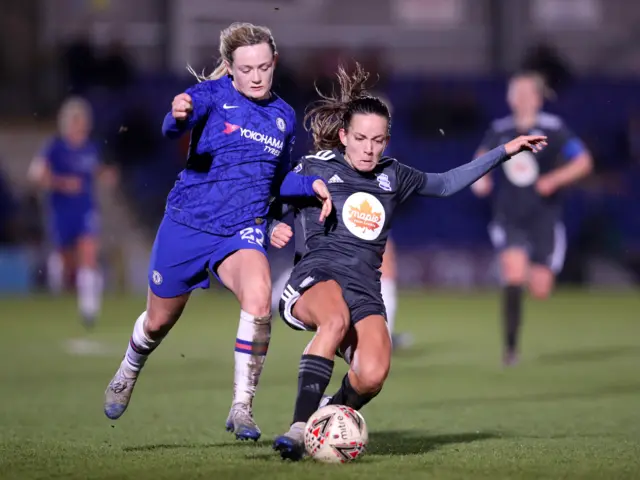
[0, 289, 638, 479]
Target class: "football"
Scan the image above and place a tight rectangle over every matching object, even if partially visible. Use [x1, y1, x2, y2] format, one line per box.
[304, 404, 368, 463]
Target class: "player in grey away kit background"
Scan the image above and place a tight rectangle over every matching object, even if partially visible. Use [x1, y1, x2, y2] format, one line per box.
[471, 71, 593, 366]
[268, 63, 549, 460]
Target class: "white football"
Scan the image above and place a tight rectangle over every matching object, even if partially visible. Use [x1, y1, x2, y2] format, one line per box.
[304, 404, 368, 463]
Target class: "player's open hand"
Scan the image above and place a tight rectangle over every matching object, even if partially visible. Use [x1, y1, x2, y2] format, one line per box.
[172, 93, 193, 120]
[504, 135, 548, 156]
[312, 179, 333, 222]
[270, 222, 293, 248]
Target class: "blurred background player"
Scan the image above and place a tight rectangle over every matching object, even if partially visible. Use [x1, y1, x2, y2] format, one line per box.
[380, 237, 412, 350]
[102, 23, 331, 441]
[471, 71, 593, 366]
[374, 92, 412, 351]
[271, 63, 547, 460]
[28, 96, 115, 329]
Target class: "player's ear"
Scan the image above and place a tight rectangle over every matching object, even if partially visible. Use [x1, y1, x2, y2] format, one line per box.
[272, 53, 279, 69]
[339, 128, 348, 147]
[223, 60, 233, 77]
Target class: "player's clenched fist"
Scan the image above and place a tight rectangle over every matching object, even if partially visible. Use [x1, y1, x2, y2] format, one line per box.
[172, 93, 193, 120]
[270, 222, 293, 249]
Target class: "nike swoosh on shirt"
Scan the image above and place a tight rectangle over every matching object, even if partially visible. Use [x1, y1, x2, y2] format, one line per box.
[223, 104, 239, 109]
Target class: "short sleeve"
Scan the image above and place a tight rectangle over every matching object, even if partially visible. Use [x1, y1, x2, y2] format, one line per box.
[553, 122, 586, 162]
[396, 162, 426, 203]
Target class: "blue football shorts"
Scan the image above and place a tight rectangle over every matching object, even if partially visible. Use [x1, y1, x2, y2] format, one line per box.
[148, 214, 268, 298]
[50, 209, 99, 248]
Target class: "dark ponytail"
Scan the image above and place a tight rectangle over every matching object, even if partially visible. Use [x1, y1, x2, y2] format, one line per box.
[304, 62, 391, 151]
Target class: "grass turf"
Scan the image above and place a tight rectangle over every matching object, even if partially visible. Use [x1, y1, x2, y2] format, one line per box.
[0, 289, 638, 479]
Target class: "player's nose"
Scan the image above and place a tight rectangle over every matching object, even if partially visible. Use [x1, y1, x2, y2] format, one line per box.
[364, 141, 374, 154]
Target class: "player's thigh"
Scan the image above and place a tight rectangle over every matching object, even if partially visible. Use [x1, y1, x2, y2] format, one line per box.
[499, 247, 529, 284]
[217, 249, 272, 317]
[528, 220, 565, 299]
[57, 247, 75, 271]
[291, 280, 350, 336]
[58, 248, 76, 286]
[489, 222, 529, 284]
[76, 234, 99, 269]
[145, 287, 191, 336]
[348, 314, 392, 391]
[380, 238, 396, 279]
[528, 265, 555, 299]
[49, 224, 76, 275]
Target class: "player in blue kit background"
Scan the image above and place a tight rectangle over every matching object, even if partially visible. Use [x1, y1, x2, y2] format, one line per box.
[103, 23, 332, 441]
[471, 71, 593, 366]
[28, 96, 116, 329]
[267, 64, 547, 460]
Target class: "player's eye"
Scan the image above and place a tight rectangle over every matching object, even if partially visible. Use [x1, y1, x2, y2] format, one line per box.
[260, 65, 271, 71]
[240, 68, 252, 74]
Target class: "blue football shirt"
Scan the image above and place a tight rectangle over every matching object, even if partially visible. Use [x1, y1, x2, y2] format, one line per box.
[162, 75, 300, 236]
[42, 136, 100, 215]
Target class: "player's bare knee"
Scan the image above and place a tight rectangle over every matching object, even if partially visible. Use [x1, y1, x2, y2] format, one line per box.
[77, 237, 99, 269]
[239, 285, 272, 318]
[354, 361, 389, 394]
[145, 294, 187, 339]
[529, 267, 554, 299]
[500, 250, 528, 284]
[529, 281, 552, 300]
[234, 269, 272, 317]
[316, 311, 349, 345]
[240, 301, 271, 318]
[78, 256, 98, 269]
[143, 310, 174, 339]
[502, 264, 526, 285]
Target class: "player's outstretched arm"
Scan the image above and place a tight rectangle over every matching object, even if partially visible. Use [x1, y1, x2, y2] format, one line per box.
[418, 135, 547, 197]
